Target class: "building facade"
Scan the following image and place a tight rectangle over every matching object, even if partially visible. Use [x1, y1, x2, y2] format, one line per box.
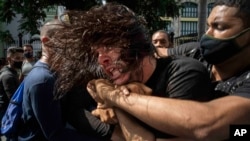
[0, 6, 61, 58]
[163, 0, 216, 45]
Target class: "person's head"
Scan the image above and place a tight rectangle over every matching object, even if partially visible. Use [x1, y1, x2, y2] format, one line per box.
[41, 3, 154, 98]
[6, 46, 24, 69]
[23, 44, 33, 59]
[152, 30, 173, 48]
[200, 0, 250, 65]
[80, 3, 155, 85]
[39, 17, 98, 99]
[40, 19, 63, 61]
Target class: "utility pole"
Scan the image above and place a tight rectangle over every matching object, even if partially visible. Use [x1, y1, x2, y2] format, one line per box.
[198, 0, 207, 40]
[18, 33, 23, 47]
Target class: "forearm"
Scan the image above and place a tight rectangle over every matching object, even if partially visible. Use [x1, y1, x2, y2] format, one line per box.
[167, 42, 199, 57]
[108, 94, 250, 140]
[114, 108, 155, 141]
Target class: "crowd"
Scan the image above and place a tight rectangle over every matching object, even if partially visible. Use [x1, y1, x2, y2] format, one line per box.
[0, 0, 249, 140]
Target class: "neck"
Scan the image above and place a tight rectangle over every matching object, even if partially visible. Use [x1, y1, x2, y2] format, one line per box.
[40, 54, 49, 64]
[7, 64, 18, 71]
[26, 57, 34, 62]
[212, 47, 250, 81]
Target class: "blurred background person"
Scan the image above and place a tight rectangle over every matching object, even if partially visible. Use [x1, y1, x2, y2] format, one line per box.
[0, 47, 23, 137]
[152, 30, 173, 58]
[19, 44, 36, 82]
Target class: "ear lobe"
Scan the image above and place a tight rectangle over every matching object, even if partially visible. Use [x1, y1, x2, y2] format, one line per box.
[41, 37, 49, 43]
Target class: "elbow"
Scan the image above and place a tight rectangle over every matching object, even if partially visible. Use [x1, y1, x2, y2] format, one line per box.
[192, 127, 212, 141]
[186, 114, 220, 140]
[191, 120, 223, 141]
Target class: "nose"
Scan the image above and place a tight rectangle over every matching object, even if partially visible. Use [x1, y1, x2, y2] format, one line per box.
[154, 41, 161, 48]
[205, 27, 213, 35]
[97, 53, 112, 67]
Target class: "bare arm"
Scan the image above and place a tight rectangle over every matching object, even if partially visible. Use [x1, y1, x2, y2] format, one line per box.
[115, 108, 155, 141]
[112, 94, 250, 140]
[155, 42, 200, 58]
[87, 79, 250, 141]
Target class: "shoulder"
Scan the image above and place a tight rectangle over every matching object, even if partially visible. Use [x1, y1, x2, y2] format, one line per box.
[25, 61, 55, 84]
[160, 56, 207, 73]
[0, 67, 16, 79]
[218, 70, 250, 98]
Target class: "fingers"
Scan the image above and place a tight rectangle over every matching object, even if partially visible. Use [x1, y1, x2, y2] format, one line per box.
[87, 81, 103, 103]
[119, 86, 130, 96]
[104, 108, 118, 124]
[91, 109, 100, 118]
[92, 108, 118, 124]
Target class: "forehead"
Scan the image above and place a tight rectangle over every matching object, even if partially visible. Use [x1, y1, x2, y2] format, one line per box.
[152, 32, 168, 40]
[23, 46, 32, 50]
[208, 6, 243, 26]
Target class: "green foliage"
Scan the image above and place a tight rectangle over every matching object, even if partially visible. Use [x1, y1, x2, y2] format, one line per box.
[107, 0, 181, 33]
[0, 30, 14, 43]
[0, 0, 181, 36]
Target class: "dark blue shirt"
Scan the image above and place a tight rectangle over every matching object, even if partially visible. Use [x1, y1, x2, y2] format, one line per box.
[19, 61, 101, 141]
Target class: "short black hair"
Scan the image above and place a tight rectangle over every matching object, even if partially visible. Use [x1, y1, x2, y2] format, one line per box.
[214, 0, 250, 27]
[7, 46, 24, 57]
[23, 44, 33, 49]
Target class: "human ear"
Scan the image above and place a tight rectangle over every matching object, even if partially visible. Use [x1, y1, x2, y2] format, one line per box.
[41, 36, 49, 43]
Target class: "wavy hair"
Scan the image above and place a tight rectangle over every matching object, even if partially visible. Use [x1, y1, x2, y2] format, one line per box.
[46, 3, 155, 99]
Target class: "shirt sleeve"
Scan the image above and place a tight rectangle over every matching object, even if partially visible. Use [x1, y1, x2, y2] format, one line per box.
[167, 42, 201, 60]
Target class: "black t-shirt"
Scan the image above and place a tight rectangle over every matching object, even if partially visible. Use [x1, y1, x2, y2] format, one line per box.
[146, 56, 213, 101]
[144, 56, 214, 138]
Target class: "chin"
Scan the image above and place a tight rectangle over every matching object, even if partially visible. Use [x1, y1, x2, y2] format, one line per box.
[113, 80, 127, 85]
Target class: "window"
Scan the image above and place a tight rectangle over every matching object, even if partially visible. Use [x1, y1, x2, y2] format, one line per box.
[207, 3, 214, 17]
[181, 2, 198, 18]
[181, 21, 197, 35]
[165, 21, 171, 32]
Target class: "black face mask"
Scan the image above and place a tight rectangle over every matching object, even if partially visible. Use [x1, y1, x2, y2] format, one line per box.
[13, 61, 23, 69]
[200, 28, 250, 64]
[24, 52, 33, 58]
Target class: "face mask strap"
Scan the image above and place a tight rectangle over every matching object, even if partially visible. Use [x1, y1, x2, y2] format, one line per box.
[204, 27, 250, 41]
[231, 27, 250, 39]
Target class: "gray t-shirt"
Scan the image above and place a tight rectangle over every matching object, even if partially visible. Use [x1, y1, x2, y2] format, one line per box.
[21, 60, 36, 77]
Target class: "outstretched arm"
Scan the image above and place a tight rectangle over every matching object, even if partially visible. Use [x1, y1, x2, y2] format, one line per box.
[155, 42, 200, 58]
[87, 79, 250, 141]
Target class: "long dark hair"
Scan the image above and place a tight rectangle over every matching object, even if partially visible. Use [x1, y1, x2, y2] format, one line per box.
[46, 3, 155, 99]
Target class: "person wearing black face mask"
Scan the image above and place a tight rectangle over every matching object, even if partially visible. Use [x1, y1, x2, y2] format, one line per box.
[19, 44, 36, 82]
[0, 46, 23, 134]
[162, 1, 250, 99]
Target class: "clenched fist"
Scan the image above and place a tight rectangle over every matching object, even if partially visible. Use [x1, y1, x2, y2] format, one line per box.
[87, 79, 152, 108]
